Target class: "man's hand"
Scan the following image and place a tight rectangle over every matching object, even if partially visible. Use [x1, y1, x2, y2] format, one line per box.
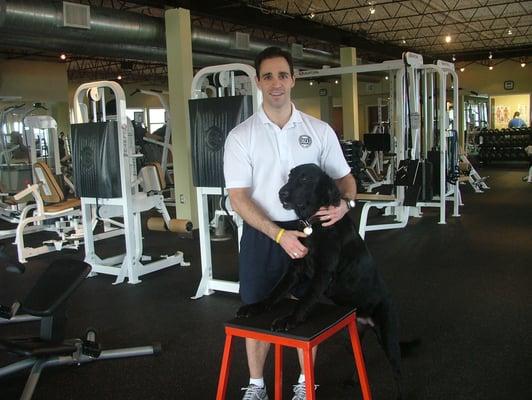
[278, 229, 308, 259]
[314, 200, 349, 227]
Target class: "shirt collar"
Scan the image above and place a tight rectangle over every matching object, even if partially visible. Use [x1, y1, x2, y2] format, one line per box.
[258, 103, 303, 128]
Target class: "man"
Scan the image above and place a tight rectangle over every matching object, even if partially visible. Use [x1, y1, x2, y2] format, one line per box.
[508, 111, 527, 128]
[223, 46, 357, 400]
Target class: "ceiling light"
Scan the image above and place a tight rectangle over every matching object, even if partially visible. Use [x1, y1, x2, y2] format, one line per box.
[507, 28, 512, 35]
[334, 79, 339, 84]
[309, 81, 314, 86]
[452, 54, 456, 61]
[488, 66, 493, 71]
[309, 12, 315, 19]
[445, 35, 451, 43]
[369, 6, 375, 14]
[402, 39, 406, 44]
[59, 53, 66, 60]
[117, 75, 122, 80]
[521, 62, 526, 68]
[460, 67, 465, 72]
[385, 76, 389, 80]
[488, 52, 493, 59]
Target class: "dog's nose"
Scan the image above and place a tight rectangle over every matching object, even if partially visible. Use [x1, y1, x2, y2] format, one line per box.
[279, 187, 290, 202]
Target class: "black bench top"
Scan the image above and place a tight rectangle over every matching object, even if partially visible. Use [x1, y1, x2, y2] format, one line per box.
[225, 299, 356, 341]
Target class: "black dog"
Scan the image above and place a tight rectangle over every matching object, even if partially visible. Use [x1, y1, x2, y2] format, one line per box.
[237, 163, 404, 399]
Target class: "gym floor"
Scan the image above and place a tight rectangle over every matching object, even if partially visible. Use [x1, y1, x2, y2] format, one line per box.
[1, 166, 531, 400]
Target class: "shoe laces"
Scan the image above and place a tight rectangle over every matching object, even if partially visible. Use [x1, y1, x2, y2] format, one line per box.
[241, 384, 266, 400]
[292, 382, 319, 400]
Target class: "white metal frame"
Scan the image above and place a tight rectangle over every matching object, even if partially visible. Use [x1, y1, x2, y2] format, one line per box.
[191, 64, 260, 299]
[297, 54, 424, 236]
[72, 81, 185, 284]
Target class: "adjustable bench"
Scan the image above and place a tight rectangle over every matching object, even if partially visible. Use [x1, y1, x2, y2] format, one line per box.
[0, 258, 160, 400]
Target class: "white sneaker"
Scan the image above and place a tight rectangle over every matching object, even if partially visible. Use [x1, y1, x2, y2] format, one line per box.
[241, 384, 269, 400]
[291, 382, 318, 400]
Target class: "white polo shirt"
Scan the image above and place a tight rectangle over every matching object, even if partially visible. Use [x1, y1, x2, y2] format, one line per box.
[223, 104, 350, 221]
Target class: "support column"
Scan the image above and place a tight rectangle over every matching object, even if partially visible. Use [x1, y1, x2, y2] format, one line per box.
[51, 102, 70, 137]
[340, 47, 359, 140]
[319, 82, 333, 125]
[165, 8, 197, 224]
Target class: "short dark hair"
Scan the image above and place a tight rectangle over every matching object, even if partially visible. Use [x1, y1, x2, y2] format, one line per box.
[254, 46, 294, 79]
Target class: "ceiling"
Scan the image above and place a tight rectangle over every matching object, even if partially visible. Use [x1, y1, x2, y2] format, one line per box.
[0, 0, 530, 83]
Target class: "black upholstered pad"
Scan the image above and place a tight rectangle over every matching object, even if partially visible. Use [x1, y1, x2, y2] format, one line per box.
[226, 299, 355, 341]
[0, 336, 77, 357]
[21, 259, 91, 316]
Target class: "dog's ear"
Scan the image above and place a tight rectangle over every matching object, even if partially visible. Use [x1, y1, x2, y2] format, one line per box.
[318, 173, 341, 207]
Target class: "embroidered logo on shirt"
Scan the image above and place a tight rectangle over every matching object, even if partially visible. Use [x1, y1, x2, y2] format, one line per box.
[298, 134, 312, 148]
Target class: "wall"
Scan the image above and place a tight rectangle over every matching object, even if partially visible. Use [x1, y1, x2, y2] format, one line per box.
[0, 60, 68, 103]
[1, 59, 70, 133]
[490, 94, 530, 129]
[458, 60, 531, 96]
[458, 60, 531, 125]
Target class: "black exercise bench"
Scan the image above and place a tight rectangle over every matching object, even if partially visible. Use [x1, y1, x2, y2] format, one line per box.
[0, 258, 160, 400]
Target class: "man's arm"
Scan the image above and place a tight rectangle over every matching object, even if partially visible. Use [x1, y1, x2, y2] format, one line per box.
[314, 173, 357, 227]
[228, 188, 308, 259]
[336, 173, 358, 201]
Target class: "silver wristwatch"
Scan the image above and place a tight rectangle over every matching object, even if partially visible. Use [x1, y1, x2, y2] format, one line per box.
[343, 198, 356, 210]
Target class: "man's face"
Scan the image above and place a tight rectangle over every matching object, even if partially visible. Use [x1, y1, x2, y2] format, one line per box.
[255, 56, 295, 111]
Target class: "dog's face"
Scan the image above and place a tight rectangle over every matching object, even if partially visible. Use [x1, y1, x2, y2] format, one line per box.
[279, 163, 341, 219]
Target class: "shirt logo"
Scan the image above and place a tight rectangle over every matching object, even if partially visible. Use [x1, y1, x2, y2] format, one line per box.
[298, 134, 312, 148]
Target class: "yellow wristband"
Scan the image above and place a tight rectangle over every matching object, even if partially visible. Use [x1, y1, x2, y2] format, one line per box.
[275, 228, 285, 244]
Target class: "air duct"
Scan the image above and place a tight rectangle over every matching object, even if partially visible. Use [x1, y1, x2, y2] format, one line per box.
[0, 0, 339, 68]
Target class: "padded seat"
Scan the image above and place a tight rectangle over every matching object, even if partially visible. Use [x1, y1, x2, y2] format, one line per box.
[146, 162, 166, 190]
[33, 161, 80, 212]
[43, 198, 81, 213]
[0, 336, 76, 357]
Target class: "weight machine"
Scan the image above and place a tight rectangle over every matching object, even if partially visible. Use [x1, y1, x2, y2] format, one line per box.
[191, 64, 261, 299]
[72, 81, 187, 284]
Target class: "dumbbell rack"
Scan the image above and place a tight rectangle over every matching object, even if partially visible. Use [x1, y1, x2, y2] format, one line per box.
[478, 127, 531, 164]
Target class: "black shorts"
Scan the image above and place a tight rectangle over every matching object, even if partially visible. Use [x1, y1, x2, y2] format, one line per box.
[239, 221, 307, 304]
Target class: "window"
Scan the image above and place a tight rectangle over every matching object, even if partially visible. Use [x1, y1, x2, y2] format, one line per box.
[148, 108, 166, 134]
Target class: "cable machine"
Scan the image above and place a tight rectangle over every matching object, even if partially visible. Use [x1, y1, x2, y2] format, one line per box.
[72, 81, 186, 284]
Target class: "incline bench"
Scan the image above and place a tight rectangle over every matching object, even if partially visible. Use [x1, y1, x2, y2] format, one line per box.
[0, 258, 160, 400]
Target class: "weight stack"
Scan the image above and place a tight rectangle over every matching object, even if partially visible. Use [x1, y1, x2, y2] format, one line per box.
[427, 150, 440, 196]
[189, 95, 253, 187]
[71, 121, 122, 198]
